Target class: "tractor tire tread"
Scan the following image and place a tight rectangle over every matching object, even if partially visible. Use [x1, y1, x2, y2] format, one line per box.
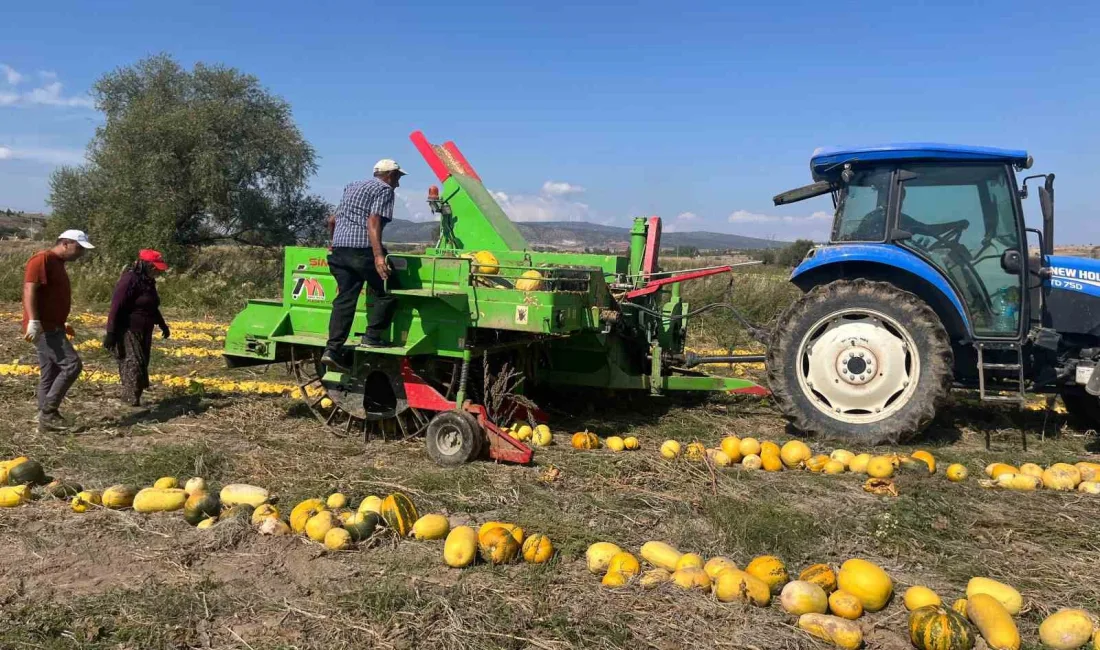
[765, 278, 953, 444]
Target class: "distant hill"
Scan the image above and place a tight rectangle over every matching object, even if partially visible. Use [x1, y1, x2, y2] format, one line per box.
[0, 210, 47, 239]
[385, 219, 787, 250]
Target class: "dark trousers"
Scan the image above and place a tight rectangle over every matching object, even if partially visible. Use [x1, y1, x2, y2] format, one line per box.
[35, 329, 83, 413]
[326, 247, 397, 351]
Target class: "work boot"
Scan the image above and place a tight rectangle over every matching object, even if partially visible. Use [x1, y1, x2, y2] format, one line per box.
[320, 349, 351, 373]
[37, 410, 70, 434]
[361, 335, 395, 349]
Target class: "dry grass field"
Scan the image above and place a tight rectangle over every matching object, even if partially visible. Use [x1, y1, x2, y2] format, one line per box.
[0, 248, 1097, 650]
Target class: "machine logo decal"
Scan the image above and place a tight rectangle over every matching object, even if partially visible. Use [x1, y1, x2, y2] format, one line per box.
[515, 306, 529, 325]
[292, 277, 326, 302]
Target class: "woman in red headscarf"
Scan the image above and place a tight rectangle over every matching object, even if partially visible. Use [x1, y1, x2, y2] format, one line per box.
[103, 250, 170, 406]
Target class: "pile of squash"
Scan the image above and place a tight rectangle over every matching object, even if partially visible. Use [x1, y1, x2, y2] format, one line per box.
[583, 539, 1100, 650]
[1, 455, 85, 508]
[980, 461, 1100, 493]
[506, 422, 554, 447]
[442, 520, 555, 568]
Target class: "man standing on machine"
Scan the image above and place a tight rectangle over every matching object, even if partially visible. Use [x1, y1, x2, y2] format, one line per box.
[321, 159, 405, 372]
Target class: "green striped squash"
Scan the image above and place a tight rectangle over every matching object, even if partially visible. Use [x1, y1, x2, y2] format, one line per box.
[908, 606, 975, 650]
[381, 492, 418, 536]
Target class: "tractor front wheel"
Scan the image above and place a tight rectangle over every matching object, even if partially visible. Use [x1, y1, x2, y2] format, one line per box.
[766, 279, 953, 444]
[425, 411, 484, 466]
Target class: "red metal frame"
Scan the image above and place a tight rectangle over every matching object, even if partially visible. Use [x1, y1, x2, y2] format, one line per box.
[642, 216, 662, 279]
[442, 141, 481, 181]
[400, 359, 533, 464]
[623, 266, 733, 300]
[729, 385, 771, 397]
[409, 130, 451, 184]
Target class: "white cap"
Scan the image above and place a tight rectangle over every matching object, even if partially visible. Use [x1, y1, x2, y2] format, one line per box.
[58, 229, 95, 249]
[373, 159, 407, 175]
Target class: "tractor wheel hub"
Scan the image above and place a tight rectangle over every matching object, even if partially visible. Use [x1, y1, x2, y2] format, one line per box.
[835, 345, 877, 385]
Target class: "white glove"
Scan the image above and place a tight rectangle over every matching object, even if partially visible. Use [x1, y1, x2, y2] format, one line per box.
[24, 319, 43, 343]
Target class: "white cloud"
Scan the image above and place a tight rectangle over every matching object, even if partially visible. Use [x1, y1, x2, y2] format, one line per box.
[1, 64, 24, 86]
[0, 145, 86, 165]
[541, 180, 585, 196]
[0, 65, 94, 109]
[727, 209, 833, 241]
[728, 209, 832, 224]
[675, 211, 699, 221]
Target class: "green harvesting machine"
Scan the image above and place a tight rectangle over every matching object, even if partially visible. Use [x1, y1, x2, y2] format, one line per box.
[223, 130, 767, 465]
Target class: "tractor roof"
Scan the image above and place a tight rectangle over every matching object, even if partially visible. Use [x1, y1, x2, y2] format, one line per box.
[810, 143, 1030, 181]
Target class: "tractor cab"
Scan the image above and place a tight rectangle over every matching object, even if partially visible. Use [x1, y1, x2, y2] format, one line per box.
[775, 144, 1045, 341]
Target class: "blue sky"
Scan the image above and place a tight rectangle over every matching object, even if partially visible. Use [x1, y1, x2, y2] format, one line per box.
[2, 0, 1099, 243]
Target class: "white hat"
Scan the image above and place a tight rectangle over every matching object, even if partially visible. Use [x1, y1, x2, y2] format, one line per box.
[373, 159, 407, 175]
[58, 229, 95, 249]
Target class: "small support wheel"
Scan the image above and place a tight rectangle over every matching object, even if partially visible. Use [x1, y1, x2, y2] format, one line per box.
[425, 411, 484, 466]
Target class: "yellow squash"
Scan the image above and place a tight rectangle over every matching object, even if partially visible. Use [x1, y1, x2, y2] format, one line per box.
[323, 527, 352, 550]
[357, 495, 383, 515]
[866, 456, 895, 478]
[828, 590, 863, 620]
[704, 556, 738, 581]
[326, 493, 347, 509]
[780, 580, 828, 616]
[965, 577, 1022, 615]
[0, 485, 30, 507]
[1042, 463, 1082, 491]
[966, 593, 1020, 650]
[721, 436, 744, 462]
[738, 437, 762, 457]
[607, 551, 641, 577]
[837, 558, 893, 612]
[71, 490, 102, 513]
[671, 567, 711, 592]
[639, 541, 682, 572]
[675, 553, 704, 571]
[411, 514, 450, 540]
[659, 440, 681, 459]
[745, 555, 789, 594]
[587, 542, 624, 574]
[797, 614, 863, 650]
[780, 440, 811, 468]
[251, 503, 280, 525]
[133, 487, 188, 513]
[713, 568, 771, 606]
[946, 464, 969, 482]
[305, 510, 337, 542]
[478, 526, 520, 564]
[848, 453, 872, 474]
[800, 564, 838, 593]
[742, 454, 763, 470]
[521, 534, 554, 564]
[443, 526, 478, 568]
[903, 585, 942, 611]
[219, 483, 270, 508]
[290, 498, 326, 533]
[153, 476, 178, 489]
[1038, 608, 1094, 650]
[102, 484, 137, 509]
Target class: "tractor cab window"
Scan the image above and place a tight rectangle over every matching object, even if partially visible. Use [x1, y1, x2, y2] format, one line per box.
[897, 164, 1022, 337]
[832, 167, 892, 242]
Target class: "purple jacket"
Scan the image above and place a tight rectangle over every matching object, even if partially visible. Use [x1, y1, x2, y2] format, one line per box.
[106, 268, 166, 335]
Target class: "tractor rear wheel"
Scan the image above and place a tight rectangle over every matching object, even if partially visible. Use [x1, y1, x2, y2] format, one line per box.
[766, 279, 953, 444]
[425, 411, 484, 466]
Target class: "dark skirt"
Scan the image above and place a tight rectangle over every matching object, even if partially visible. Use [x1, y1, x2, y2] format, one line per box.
[115, 329, 152, 404]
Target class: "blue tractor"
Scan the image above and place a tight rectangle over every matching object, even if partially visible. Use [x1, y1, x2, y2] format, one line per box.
[768, 143, 1100, 443]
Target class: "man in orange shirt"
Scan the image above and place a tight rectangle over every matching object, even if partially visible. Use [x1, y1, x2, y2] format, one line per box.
[23, 229, 95, 432]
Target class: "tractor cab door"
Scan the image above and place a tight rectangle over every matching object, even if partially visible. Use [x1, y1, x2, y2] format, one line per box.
[893, 164, 1025, 339]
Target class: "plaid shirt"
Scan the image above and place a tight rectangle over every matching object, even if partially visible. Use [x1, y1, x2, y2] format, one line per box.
[331, 177, 395, 249]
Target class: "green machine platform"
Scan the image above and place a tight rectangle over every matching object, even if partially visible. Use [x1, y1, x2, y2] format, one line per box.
[223, 130, 767, 466]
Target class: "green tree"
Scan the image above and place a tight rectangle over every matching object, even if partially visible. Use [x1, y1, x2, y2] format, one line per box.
[47, 54, 330, 263]
[776, 239, 816, 267]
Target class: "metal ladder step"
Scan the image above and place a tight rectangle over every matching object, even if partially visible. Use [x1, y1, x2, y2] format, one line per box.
[976, 342, 1026, 403]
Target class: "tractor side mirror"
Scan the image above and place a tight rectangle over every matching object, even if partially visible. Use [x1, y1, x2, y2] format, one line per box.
[1001, 249, 1023, 275]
